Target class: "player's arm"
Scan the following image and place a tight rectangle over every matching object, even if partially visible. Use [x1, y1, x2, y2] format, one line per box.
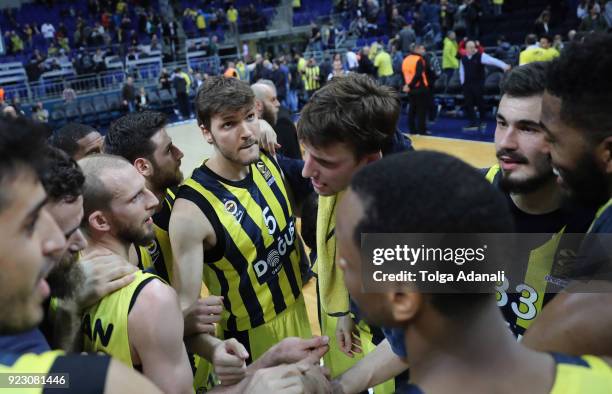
[523, 284, 612, 356]
[128, 280, 194, 394]
[185, 334, 249, 386]
[332, 339, 409, 394]
[169, 198, 213, 310]
[104, 358, 163, 394]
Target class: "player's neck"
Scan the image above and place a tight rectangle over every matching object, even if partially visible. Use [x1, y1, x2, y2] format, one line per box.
[207, 153, 250, 181]
[87, 235, 131, 262]
[145, 179, 166, 213]
[407, 303, 551, 393]
[510, 179, 563, 215]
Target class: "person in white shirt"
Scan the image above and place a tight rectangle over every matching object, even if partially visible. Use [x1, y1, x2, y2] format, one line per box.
[41, 22, 55, 42]
[345, 49, 359, 71]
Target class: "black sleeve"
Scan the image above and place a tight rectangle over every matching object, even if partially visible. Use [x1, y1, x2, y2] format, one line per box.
[410, 59, 425, 89]
[44, 354, 110, 394]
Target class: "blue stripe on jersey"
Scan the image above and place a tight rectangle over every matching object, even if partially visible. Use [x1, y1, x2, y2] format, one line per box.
[551, 352, 590, 368]
[207, 262, 236, 331]
[190, 171, 266, 330]
[0, 352, 20, 366]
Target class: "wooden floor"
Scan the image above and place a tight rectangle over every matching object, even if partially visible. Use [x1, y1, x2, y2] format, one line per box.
[167, 123, 496, 336]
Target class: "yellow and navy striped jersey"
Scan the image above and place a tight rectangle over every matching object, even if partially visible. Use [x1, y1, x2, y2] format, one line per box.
[0, 350, 110, 393]
[589, 198, 612, 233]
[135, 188, 178, 284]
[82, 271, 160, 368]
[177, 152, 304, 332]
[397, 353, 612, 393]
[485, 165, 596, 337]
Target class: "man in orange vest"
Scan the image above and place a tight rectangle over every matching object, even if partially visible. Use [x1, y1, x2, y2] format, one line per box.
[401, 44, 429, 135]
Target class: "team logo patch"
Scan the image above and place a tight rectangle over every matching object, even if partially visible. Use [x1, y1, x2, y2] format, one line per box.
[224, 199, 244, 222]
[224, 200, 238, 215]
[256, 161, 273, 181]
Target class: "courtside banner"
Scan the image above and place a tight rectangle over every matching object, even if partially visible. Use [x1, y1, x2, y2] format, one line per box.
[360, 233, 612, 293]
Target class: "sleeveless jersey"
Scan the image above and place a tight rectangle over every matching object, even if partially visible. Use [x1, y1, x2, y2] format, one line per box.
[177, 152, 303, 332]
[485, 165, 595, 337]
[82, 271, 159, 368]
[135, 188, 177, 283]
[397, 354, 612, 393]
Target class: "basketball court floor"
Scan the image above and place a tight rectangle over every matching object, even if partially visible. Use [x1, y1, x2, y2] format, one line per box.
[167, 121, 497, 335]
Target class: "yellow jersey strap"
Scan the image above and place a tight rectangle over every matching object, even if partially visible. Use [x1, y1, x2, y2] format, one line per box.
[588, 198, 612, 233]
[485, 164, 500, 183]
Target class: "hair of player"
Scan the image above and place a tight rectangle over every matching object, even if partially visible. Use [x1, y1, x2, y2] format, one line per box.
[350, 151, 514, 317]
[39, 146, 85, 202]
[547, 33, 612, 144]
[104, 111, 168, 163]
[297, 73, 400, 158]
[50, 123, 99, 158]
[0, 117, 49, 212]
[195, 76, 255, 130]
[499, 61, 549, 98]
[251, 82, 275, 102]
[78, 154, 132, 226]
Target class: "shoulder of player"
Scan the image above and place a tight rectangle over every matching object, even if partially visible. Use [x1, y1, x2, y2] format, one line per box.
[524, 290, 612, 353]
[170, 198, 215, 238]
[127, 279, 182, 338]
[129, 278, 179, 318]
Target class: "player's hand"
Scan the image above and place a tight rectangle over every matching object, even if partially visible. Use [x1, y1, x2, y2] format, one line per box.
[402, 84, 410, 93]
[336, 315, 362, 357]
[244, 364, 304, 394]
[212, 338, 249, 386]
[258, 119, 281, 156]
[183, 296, 223, 336]
[503, 64, 512, 72]
[76, 250, 137, 309]
[296, 358, 332, 394]
[274, 336, 330, 364]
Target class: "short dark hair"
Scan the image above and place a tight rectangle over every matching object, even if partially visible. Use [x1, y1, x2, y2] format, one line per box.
[539, 34, 552, 43]
[547, 33, 612, 144]
[524, 33, 537, 46]
[350, 151, 513, 317]
[0, 117, 49, 211]
[297, 73, 400, 158]
[104, 111, 167, 163]
[39, 147, 85, 202]
[499, 61, 549, 97]
[195, 76, 255, 130]
[50, 123, 99, 158]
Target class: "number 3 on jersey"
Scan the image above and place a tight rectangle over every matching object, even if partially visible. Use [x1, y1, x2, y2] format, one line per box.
[496, 278, 538, 321]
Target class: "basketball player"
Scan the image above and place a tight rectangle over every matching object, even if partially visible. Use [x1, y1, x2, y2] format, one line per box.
[103, 112, 182, 282]
[0, 147, 139, 354]
[336, 151, 612, 394]
[521, 33, 612, 355]
[104, 111, 230, 391]
[78, 154, 193, 394]
[297, 72, 406, 391]
[170, 76, 312, 369]
[50, 122, 104, 160]
[486, 62, 596, 338]
[0, 117, 161, 393]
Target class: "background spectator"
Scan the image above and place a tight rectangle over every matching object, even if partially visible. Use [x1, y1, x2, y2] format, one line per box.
[442, 30, 459, 80]
[579, 4, 609, 32]
[121, 76, 136, 112]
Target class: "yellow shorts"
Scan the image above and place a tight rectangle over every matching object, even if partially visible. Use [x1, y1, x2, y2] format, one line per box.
[219, 295, 312, 362]
[194, 296, 312, 392]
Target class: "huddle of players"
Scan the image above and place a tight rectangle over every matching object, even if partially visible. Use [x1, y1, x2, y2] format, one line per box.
[1, 32, 612, 393]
